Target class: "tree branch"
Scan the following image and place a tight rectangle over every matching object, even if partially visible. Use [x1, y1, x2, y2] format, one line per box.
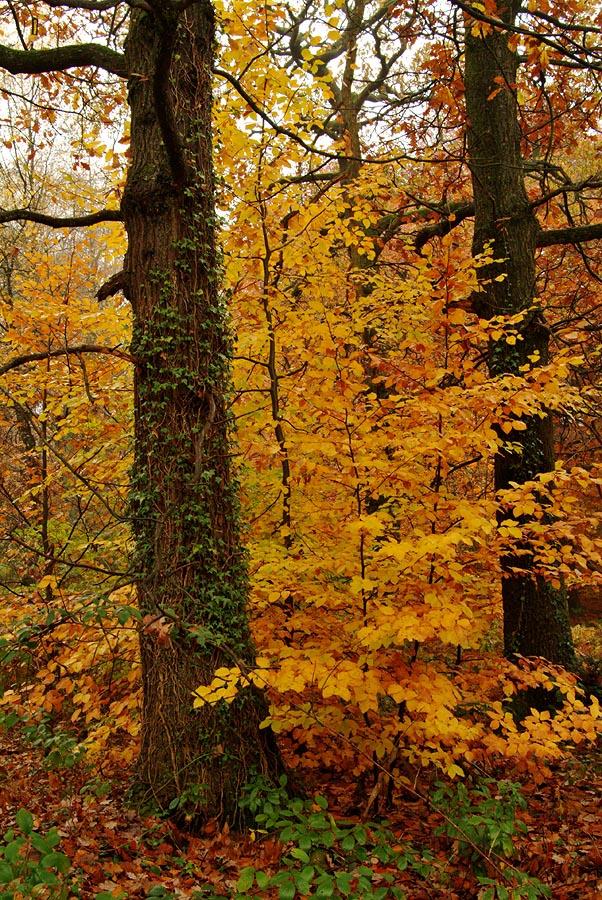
[0, 208, 123, 228]
[213, 66, 420, 167]
[7, 0, 28, 52]
[97, 270, 128, 302]
[410, 203, 601, 253]
[413, 203, 475, 253]
[537, 222, 602, 247]
[0, 42, 127, 78]
[530, 176, 602, 211]
[450, 0, 602, 71]
[0, 345, 135, 378]
[41, 0, 124, 9]
[213, 65, 335, 160]
[149, 4, 190, 187]
[524, 7, 602, 36]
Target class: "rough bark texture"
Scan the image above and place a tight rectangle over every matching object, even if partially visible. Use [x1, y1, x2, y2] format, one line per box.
[122, 1, 282, 821]
[464, 2, 576, 668]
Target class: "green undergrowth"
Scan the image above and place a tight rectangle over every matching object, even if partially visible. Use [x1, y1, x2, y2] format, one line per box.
[432, 779, 551, 899]
[0, 776, 553, 899]
[234, 774, 432, 899]
[192, 774, 549, 899]
[0, 710, 84, 770]
[0, 809, 72, 899]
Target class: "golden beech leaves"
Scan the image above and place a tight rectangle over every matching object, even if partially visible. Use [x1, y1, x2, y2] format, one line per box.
[0, 219, 137, 769]
[193, 659, 271, 708]
[201, 19, 602, 775]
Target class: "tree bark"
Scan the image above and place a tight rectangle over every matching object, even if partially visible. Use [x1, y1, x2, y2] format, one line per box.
[463, 2, 576, 668]
[122, 1, 282, 821]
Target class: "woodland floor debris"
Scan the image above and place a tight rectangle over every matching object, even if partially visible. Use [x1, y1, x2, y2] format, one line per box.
[0, 729, 599, 899]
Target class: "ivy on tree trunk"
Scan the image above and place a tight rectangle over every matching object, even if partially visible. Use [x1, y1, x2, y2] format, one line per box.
[122, 0, 282, 821]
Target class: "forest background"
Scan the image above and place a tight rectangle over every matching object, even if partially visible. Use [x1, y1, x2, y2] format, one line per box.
[0, 0, 600, 897]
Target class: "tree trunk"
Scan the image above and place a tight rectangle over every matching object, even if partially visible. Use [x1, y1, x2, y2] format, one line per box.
[122, 1, 282, 821]
[463, 2, 575, 668]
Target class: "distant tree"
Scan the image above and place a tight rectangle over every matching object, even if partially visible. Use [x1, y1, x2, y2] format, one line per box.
[461, 0, 600, 666]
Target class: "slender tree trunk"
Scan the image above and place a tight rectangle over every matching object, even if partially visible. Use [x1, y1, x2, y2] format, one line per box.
[463, 2, 575, 668]
[122, 1, 282, 821]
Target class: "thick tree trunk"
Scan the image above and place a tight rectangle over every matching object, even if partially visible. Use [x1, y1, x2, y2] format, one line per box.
[122, 1, 282, 821]
[463, 3, 575, 668]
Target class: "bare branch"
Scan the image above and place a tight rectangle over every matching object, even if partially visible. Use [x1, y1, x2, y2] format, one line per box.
[0, 208, 123, 227]
[213, 65, 335, 159]
[524, 6, 602, 36]
[529, 177, 602, 210]
[213, 66, 422, 167]
[0, 345, 135, 378]
[0, 41, 127, 78]
[97, 269, 128, 302]
[7, 0, 28, 51]
[410, 202, 602, 253]
[413, 203, 475, 253]
[537, 222, 602, 247]
[41, 1, 123, 9]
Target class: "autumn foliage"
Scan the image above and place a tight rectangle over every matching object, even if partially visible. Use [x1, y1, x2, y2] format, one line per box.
[0, 0, 600, 896]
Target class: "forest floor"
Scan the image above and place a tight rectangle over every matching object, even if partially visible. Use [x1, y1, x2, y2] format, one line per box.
[0, 604, 600, 898]
[0, 724, 600, 899]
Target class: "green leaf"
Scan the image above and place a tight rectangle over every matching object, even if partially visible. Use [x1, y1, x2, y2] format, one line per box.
[299, 865, 315, 882]
[353, 825, 367, 844]
[297, 833, 312, 850]
[321, 831, 335, 849]
[255, 870, 270, 890]
[0, 863, 13, 884]
[44, 829, 61, 849]
[341, 834, 356, 852]
[277, 880, 296, 900]
[4, 839, 23, 863]
[290, 847, 310, 863]
[15, 809, 33, 835]
[41, 852, 70, 874]
[315, 873, 335, 898]
[36, 867, 59, 886]
[30, 833, 50, 854]
[236, 867, 256, 893]
[308, 813, 329, 830]
[335, 871, 353, 894]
